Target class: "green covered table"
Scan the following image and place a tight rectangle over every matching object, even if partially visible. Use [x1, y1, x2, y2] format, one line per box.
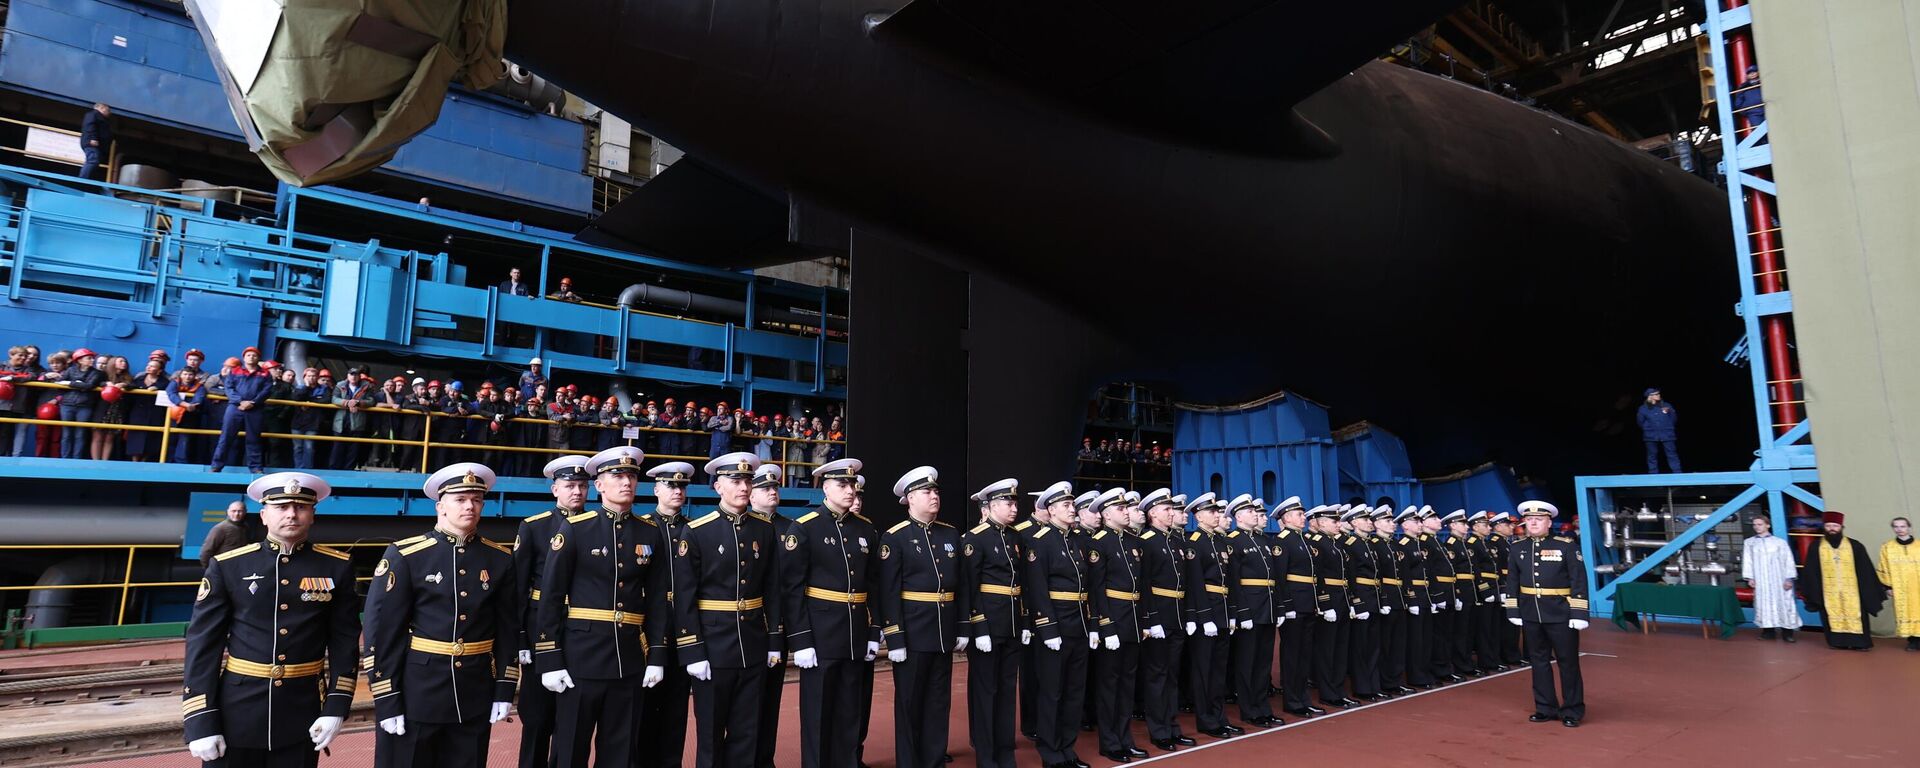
[1610, 582, 1744, 639]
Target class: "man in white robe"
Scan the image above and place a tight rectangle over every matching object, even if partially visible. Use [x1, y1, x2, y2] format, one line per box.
[1743, 514, 1801, 642]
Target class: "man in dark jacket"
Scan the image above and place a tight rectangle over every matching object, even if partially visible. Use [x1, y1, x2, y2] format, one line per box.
[211, 347, 273, 473]
[79, 103, 111, 180]
[1636, 388, 1681, 473]
[198, 499, 255, 569]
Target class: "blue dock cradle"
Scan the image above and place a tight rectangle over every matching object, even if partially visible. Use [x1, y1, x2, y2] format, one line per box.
[1172, 392, 1340, 514]
[1419, 463, 1525, 518]
[1334, 421, 1424, 508]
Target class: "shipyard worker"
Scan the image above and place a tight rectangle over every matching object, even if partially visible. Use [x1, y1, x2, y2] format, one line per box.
[519, 358, 546, 400]
[365, 463, 520, 768]
[198, 499, 255, 569]
[512, 455, 591, 768]
[1637, 388, 1681, 473]
[784, 458, 880, 768]
[1504, 500, 1588, 727]
[637, 460, 698, 768]
[1798, 511, 1886, 651]
[501, 267, 530, 297]
[1880, 517, 1920, 651]
[79, 102, 111, 180]
[1741, 513, 1801, 642]
[550, 277, 582, 303]
[183, 472, 358, 767]
[211, 346, 273, 474]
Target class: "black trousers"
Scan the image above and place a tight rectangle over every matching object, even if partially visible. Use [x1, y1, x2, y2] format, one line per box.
[1475, 599, 1504, 670]
[637, 664, 693, 768]
[1452, 600, 1479, 672]
[758, 660, 786, 768]
[1311, 615, 1349, 703]
[373, 718, 491, 768]
[1277, 612, 1313, 710]
[967, 643, 1020, 768]
[1034, 641, 1088, 765]
[854, 659, 875, 764]
[552, 676, 638, 768]
[1139, 635, 1183, 741]
[1377, 607, 1407, 690]
[1404, 605, 1433, 685]
[892, 650, 952, 768]
[801, 657, 868, 768]
[1347, 614, 1380, 697]
[1429, 603, 1455, 678]
[515, 660, 556, 768]
[1231, 624, 1275, 721]
[1501, 611, 1524, 664]
[1094, 641, 1141, 753]
[1186, 632, 1226, 730]
[1019, 638, 1039, 737]
[208, 744, 318, 768]
[692, 666, 761, 768]
[1523, 621, 1584, 720]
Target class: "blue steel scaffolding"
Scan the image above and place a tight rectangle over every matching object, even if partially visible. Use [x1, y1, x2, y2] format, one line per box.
[1574, 1, 1822, 619]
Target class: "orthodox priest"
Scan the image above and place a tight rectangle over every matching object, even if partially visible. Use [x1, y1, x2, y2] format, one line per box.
[1741, 514, 1801, 642]
[1877, 517, 1919, 651]
[1798, 511, 1885, 651]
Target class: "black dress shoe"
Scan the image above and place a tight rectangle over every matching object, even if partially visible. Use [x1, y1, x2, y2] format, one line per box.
[1324, 697, 1360, 709]
[1493, 664, 1511, 672]
[1125, 747, 1149, 757]
[1173, 735, 1197, 746]
[1446, 674, 1466, 683]
[1200, 727, 1234, 739]
[1365, 693, 1392, 702]
[1392, 685, 1417, 695]
[1072, 761, 1090, 768]
[1221, 723, 1246, 734]
[1152, 739, 1178, 752]
[1418, 682, 1440, 690]
[1463, 669, 1485, 678]
[1100, 750, 1133, 763]
[942, 755, 954, 764]
[1284, 707, 1317, 717]
[1528, 713, 1556, 723]
[1260, 716, 1288, 727]
[1562, 718, 1580, 728]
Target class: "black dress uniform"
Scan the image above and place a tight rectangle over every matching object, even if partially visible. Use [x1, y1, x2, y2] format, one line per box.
[1419, 531, 1458, 681]
[1014, 517, 1044, 740]
[185, 538, 359, 767]
[1340, 526, 1382, 700]
[1272, 523, 1317, 715]
[673, 503, 785, 768]
[1226, 525, 1284, 725]
[638, 505, 695, 768]
[1025, 521, 1091, 768]
[1444, 533, 1483, 675]
[511, 505, 572, 768]
[962, 516, 1025, 768]
[878, 515, 963, 768]
[365, 525, 521, 768]
[1089, 524, 1148, 757]
[535, 505, 670, 768]
[1505, 522, 1589, 724]
[757, 509, 796, 768]
[1137, 524, 1191, 747]
[1367, 521, 1412, 695]
[1394, 523, 1435, 688]
[1467, 530, 1504, 672]
[783, 504, 881, 768]
[1183, 527, 1232, 734]
[1490, 528, 1524, 664]
[1307, 525, 1356, 706]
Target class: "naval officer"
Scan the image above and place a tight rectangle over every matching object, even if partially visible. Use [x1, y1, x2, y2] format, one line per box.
[751, 463, 795, 768]
[513, 455, 590, 768]
[1506, 500, 1589, 727]
[784, 458, 881, 768]
[638, 460, 699, 768]
[878, 466, 964, 768]
[962, 478, 1028, 768]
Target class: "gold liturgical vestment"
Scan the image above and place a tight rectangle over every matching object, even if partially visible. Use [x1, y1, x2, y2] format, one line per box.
[1877, 539, 1920, 637]
[1819, 540, 1864, 635]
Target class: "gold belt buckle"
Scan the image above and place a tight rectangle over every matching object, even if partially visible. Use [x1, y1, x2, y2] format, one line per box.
[451, 641, 466, 655]
[611, 610, 625, 623]
[268, 663, 285, 681]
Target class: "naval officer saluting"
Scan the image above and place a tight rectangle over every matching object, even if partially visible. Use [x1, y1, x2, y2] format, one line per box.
[364, 463, 521, 768]
[184, 472, 358, 767]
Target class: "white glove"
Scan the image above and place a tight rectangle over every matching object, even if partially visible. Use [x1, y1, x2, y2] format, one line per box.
[489, 702, 512, 724]
[1284, 611, 1297, 620]
[1202, 622, 1218, 637]
[793, 648, 819, 669]
[866, 641, 880, 661]
[542, 669, 575, 693]
[1569, 619, 1589, 630]
[1508, 617, 1524, 626]
[1321, 610, 1337, 622]
[1501, 593, 1510, 602]
[309, 716, 344, 750]
[1044, 636, 1063, 651]
[188, 735, 226, 761]
[1381, 605, 1392, 615]
[1431, 602, 1445, 612]
[643, 666, 664, 688]
[1353, 611, 1371, 621]
[767, 651, 784, 668]
[1147, 624, 1166, 639]
[687, 660, 712, 681]
[1239, 619, 1253, 630]
[975, 635, 992, 653]
[1088, 632, 1100, 648]
[1455, 599, 1464, 610]
[379, 715, 407, 736]
[1483, 595, 1497, 604]
[954, 637, 969, 652]
[1185, 621, 1197, 636]
[1103, 634, 1120, 650]
[1021, 630, 1033, 646]
[887, 648, 907, 663]
[1409, 605, 1421, 615]
[518, 649, 533, 665]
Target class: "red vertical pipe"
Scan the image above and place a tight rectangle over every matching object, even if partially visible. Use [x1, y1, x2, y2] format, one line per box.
[1724, 0, 1800, 436]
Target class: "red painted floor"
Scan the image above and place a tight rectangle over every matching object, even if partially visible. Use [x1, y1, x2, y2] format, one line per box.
[64, 627, 1920, 767]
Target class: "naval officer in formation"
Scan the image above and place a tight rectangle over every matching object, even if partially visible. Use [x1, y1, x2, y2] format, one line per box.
[513, 456, 590, 768]
[783, 457, 880, 768]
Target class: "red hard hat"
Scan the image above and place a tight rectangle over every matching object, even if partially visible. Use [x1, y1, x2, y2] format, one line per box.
[184, 349, 204, 359]
[428, 380, 441, 388]
[317, 369, 333, 378]
[72, 348, 96, 360]
[99, 384, 123, 403]
[148, 349, 170, 362]
[38, 400, 60, 419]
